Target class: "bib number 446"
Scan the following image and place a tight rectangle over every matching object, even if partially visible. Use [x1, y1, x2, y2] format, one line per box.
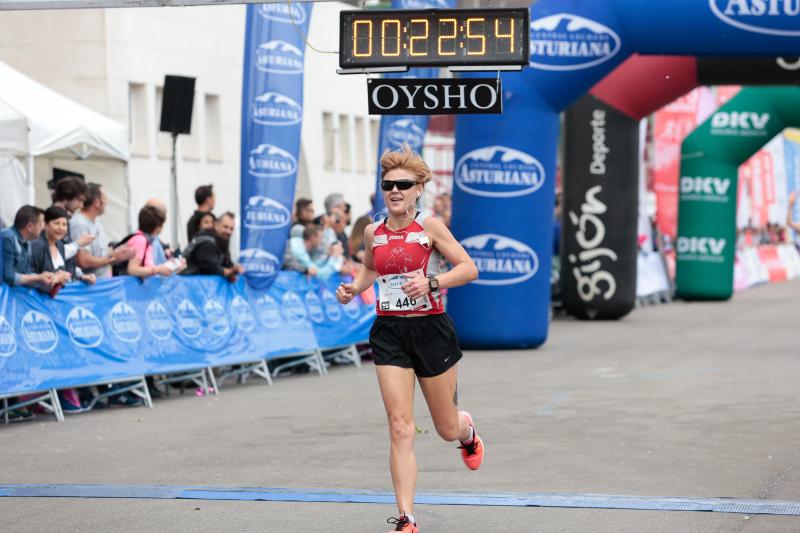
[395, 296, 416, 309]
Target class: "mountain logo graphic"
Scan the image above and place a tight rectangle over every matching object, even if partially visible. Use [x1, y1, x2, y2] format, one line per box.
[249, 143, 298, 178]
[305, 291, 325, 324]
[66, 306, 104, 348]
[321, 290, 342, 322]
[204, 300, 230, 337]
[460, 233, 539, 286]
[146, 300, 173, 341]
[175, 300, 203, 338]
[255, 40, 304, 75]
[455, 146, 545, 198]
[258, 3, 307, 25]
[709, 0, 800, 37]
[529, 13, 621, 71]
[0, 315, 17, 358]
[20, 311, 58, 354]
[255, 294, 281, 328]
[386, 119, 425, 149]
[231, 295, 256, 333]
[240, 248, 281, 278]
[282, 291, 308, 323]
[253, 91, 302, 127]
[244, 196, 291, 230]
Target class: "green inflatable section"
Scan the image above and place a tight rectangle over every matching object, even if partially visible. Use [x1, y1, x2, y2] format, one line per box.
[676, 87, 800, 301]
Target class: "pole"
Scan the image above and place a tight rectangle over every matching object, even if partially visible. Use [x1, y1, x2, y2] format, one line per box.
[26, 154, 34, 205]
[170, 132, 179, 250]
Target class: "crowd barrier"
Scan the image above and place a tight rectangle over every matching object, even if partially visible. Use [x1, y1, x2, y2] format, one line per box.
[734, 244, 800, 292]
[0, 272, 375, 399]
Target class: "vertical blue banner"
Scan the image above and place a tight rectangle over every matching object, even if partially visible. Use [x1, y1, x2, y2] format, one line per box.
[371, 0, 455, 214]
[240, 3, 313, 290]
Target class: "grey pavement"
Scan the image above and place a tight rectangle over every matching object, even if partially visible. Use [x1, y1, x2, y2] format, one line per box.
[2, 281, 800, 532]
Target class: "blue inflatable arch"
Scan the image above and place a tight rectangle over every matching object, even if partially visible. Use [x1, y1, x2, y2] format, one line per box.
[451, 0, 800, 348]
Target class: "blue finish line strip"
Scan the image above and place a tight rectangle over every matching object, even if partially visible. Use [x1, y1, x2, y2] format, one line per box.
[1, 484, 799, 516]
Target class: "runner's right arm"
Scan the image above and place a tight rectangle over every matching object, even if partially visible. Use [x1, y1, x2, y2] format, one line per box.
[336, 224, 377, 304]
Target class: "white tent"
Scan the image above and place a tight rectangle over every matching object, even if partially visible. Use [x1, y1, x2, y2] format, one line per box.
[0, 61, 130, 237]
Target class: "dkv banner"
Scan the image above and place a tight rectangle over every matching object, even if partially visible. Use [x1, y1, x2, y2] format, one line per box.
[240, 3, 312, 290]
[371, 0, 455, 214]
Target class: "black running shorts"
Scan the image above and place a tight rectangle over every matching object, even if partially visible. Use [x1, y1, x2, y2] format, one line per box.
[369, 313, 463, 378]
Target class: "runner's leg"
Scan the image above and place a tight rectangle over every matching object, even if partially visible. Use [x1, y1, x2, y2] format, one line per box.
[376, 364, 418, 517]
[418, 364, 471, 443]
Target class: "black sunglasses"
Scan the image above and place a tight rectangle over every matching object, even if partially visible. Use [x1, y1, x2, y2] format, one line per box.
[381, 179, 416, 192]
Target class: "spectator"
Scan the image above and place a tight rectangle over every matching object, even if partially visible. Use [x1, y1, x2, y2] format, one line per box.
[186, 184, 215, 242]
[31, 206, 95, 289]
[1, 206, 55, 288]
[433, 192, 452, 227]
[330, 210, 349, 258]
[182, 211, 243, 282]
[292, 198, 315, 239]
[70, 183, 135, 279]
[198, 212, 216, 234]
[349, 215, 372, 263]
[125, 205, 172, 279]
[284, 224, 344, 280]
[51, 176, 88, 217]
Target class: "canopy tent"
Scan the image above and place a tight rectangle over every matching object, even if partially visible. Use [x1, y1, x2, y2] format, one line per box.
[0, 60, 130, 238]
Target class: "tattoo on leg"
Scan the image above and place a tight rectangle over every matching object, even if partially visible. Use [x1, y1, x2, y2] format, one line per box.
[453, 383, 458, 406]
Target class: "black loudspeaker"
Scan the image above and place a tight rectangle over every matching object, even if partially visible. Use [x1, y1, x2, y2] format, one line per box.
[159, 75, 196, 135]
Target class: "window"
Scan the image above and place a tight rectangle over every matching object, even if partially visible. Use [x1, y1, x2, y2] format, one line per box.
[369, 118, 381, 172]
[128, 82, 149, 156]
[323, 111, 336, 171]
[339, 114, 352, 172]
[155, 86, 172, 159]
[205, 94, 223, 162]
[182, 94, 200, 161]
[354, 116, 367, 172]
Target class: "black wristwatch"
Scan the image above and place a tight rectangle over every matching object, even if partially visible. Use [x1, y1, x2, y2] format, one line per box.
[428, 275, 440, 292]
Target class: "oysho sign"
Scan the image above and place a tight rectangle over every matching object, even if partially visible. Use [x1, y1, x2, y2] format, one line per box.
[530, 13, 621, 71]
[709, 0, 800, 37]
[368, 78, 502, 115]
[455, 146, 545, 197]
[460, 233, 539, 285]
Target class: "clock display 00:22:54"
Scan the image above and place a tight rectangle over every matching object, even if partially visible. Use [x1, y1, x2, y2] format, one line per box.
[339, 9, 529, 68]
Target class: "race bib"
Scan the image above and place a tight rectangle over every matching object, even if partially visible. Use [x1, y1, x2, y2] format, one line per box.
[377, 269, 432, 313]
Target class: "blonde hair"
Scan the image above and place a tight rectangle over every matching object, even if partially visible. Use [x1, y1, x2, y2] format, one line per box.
[380, 143, 432, 184]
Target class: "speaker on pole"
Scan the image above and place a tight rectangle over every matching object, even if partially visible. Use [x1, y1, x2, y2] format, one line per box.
[159, 75, 195, 135]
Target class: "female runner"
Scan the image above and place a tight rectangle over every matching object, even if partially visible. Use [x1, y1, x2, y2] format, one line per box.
[336, 144, 483, 533]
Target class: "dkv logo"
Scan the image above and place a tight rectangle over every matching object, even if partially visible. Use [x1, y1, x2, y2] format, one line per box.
[710, 0, 800, 37]
[66, 306, 104, 348]
[255, 294, 281, 328]
[20, 311, 58, 354]
[255, 40, 304, 75]
[710, 111, 770, 136]
[0, 315, 17, 357]
[146, 300, 173, 341]
[530, 13, 621, 71]
[249, 144, 297, 178]
[245, 196, 291, 230]
[253, 92, 302, 127]
[108, 302, 142, 343]
[386, 119, 425, 148]
[305, 291, 325, 324]
[455, 146, 545, 198]
[460, 234, 539, 286]
[677, 237, 727, 262]
[240, 248, 281, 278]
[680, 176, 732, 202]
[258, 3, 307, 25]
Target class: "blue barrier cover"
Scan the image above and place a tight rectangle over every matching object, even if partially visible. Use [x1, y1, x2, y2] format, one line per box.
[0, 272, 374, 396]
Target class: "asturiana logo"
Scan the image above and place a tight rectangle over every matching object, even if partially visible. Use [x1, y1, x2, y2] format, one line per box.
[175, 299, 203, 338]
[244, 196, 291, 230]
[386, 119, 425, 148]
[109, 302, 142, 343]
[305, 291, 325, 324]
[0, 315, 17, 357]
[255, 40, 304, 75]
[255, 294, 281, 328]
[258, 3, 307, 25]
[529, 13, 621, 71]
[455, 146, 545, 198]
[709, 0, 800, 37]
[249, 143, 298, 178]
[240, 248, 280, 278]
[253, 91, 302, 127]
[321, 290, 342, 322]
[460, 234, 539, 286]
[282, 291, 308, 323]
[66, 306, 104, 348]
[204, 300, 230, 337]
[21, 311, 58, 354]
[231, 295, 256, 332]
[145, 300, 173, 340]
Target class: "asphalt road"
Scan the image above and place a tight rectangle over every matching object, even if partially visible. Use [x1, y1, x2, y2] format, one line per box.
[2, 281, 799, 532]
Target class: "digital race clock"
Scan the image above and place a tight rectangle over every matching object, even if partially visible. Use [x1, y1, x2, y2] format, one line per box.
[339, 8, 529, 69]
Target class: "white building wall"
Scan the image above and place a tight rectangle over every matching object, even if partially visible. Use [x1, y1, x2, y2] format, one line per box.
[0, 3, 379, 248]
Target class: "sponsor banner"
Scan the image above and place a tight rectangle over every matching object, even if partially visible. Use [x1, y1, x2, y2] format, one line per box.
[0, 273, 374, 396]
[757, 244, 788, 283]
[240, 3, 312, 290]
[371, 0, 455, 214]
[783, 130, 800, 240]
[562, 95, 639, 319]
[367, 78, 502, 116]
[529, 13, 622, 72]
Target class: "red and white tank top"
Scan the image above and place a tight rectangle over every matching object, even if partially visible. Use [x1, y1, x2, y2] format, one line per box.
[372, 213, 444, 316]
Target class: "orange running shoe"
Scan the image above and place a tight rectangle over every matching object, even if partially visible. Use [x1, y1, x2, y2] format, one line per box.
[458, 411, 484, 471]
[386, 515, 418, 532]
